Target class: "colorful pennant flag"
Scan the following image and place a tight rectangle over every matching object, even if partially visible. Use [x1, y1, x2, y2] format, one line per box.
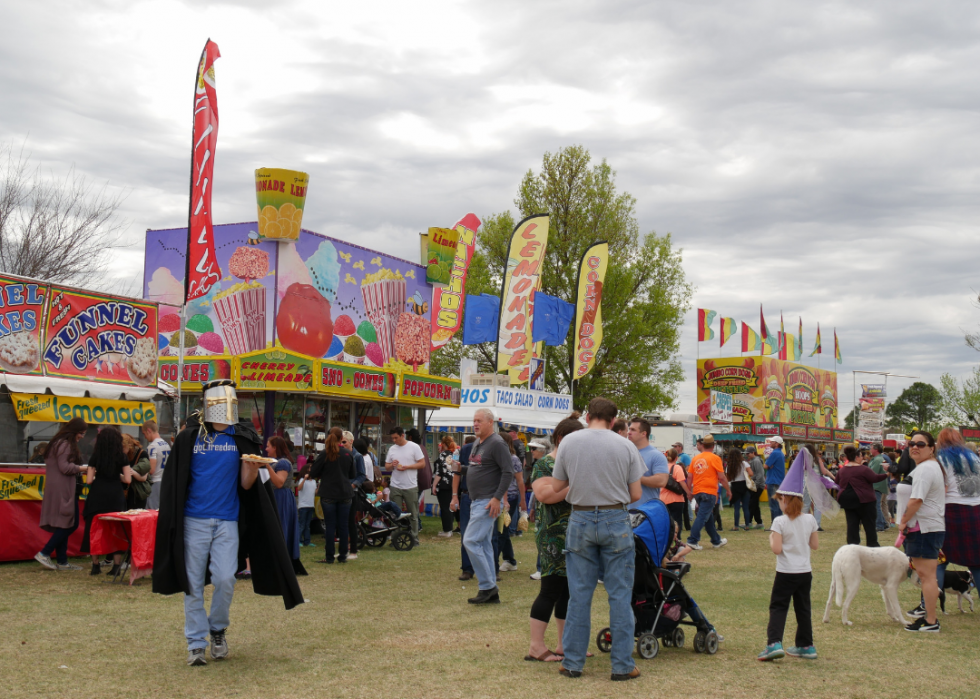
[741, 322, 762, 352]
[760, 306, 777, 355]
[810, 323, 822, 356]
[719, 317, 737, 347]
[795, 317, 803, 362]
[698, 308, 716, 342]
[778, 312, 787, 359]
[834, 328, 843, 364]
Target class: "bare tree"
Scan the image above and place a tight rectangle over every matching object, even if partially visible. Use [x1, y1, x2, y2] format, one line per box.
[0, 142, 127, 285]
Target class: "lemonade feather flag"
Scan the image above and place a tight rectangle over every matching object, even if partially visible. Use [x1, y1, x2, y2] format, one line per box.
[496, 214, 549, 383]
[795, 317, 803, 361]
[810, 323, 822, 357]
[185, 39, 222, 302]
[698, 308, 716, 342]
[572, 241, 608, 380]
[834, 328, 843, 364]
[741, 322, 762, 352]
[761, 305, 777, 355]
[719, 317, 736, 347]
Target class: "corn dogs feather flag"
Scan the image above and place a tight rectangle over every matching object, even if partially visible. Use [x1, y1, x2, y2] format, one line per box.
[572, 241, 608, 380]
[741, 322, 762, 352]
[698, 308, 716, 342]
[834, 328, 842, 364]
[761, 306, 777, 355]
[795, 317, 803, 361]
[719, 317, 737, 347]
[810, 323, 822, 356]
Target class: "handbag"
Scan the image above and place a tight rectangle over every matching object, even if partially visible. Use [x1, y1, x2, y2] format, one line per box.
[664, 475, 686, 495]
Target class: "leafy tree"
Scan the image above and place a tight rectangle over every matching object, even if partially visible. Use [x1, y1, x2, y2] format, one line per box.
[884, 382, 941, 432]
[843, 406, 857, 429]
[431, 146, 693, 414]
[938, 369, 980, 428]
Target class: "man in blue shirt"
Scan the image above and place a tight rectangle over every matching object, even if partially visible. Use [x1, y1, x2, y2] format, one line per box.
[764, 436, 786, 527]
[630, 418, 668, 503]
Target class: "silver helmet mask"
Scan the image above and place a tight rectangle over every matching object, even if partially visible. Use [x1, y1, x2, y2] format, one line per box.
[202, 379, 238, 425]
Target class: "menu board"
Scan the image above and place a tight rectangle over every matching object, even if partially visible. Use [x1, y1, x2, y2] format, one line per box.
[0, 275, 47, 375]
[43, 286, 159, 386]
[398, 372, 461, 407]
[317, 360, 397, 401]
[158, 356, 233, 391]
[235, 348, 315, 391]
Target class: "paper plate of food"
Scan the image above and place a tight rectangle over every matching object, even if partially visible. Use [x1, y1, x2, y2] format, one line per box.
[242, 455, 277, 465]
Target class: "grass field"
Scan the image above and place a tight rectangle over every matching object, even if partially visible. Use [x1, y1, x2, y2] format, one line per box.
[2, 510, 980, 699]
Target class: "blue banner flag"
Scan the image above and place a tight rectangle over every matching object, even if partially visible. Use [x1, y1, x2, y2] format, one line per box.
[462, 294, 500, 345]
[531, 292, 575, 346]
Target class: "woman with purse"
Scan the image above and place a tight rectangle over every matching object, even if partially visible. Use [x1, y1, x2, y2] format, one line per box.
[432, 435, 457, 537]
[726, 447, 754, 531]
[660, 448, 691, 530]
[836, 446, 887, 546]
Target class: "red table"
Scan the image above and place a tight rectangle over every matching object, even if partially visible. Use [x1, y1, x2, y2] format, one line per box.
[90, 510, 158, 585]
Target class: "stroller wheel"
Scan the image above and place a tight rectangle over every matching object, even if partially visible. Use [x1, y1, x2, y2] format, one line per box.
[693, 630, 706, 653]
[704, 630, 719, 655]
[365, 532, 388, 547]
[671, 627, 685, 649]
[355, 527, 368, 550]
[595, 627, 612, 653]
[636, 633, 659, 660]
[392, 531, 414, 551]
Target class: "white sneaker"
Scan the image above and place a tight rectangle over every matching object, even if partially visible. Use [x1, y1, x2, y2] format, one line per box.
[687, 542, 703, 550]
[499, 561, 518, 572]
[34, 552, 57, 570]
[712, 538, 728, 548]
[530, 571, 542, 580]
[346, 554, 358, 560]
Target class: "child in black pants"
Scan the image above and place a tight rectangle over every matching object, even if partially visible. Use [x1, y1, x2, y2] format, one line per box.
[759, 491, 819, 661]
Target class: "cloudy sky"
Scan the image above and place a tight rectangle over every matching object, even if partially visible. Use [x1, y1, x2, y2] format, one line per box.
[2, 0, 978, 418]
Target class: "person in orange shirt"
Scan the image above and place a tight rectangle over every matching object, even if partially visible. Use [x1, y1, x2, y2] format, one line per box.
[685, 435, 733, 550]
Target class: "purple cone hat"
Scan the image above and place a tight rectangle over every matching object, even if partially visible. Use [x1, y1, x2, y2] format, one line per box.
[776, 448, 808, 498]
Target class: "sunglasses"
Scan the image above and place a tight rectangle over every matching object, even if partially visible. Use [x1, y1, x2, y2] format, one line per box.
[908, 441, 930, 449]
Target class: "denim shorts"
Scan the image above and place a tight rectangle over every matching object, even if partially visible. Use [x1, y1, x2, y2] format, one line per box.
[905, 530, 944, 560]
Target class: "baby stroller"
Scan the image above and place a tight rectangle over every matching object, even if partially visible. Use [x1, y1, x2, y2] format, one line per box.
[595, 499, 720, 660]
[353, 487, 415, 551]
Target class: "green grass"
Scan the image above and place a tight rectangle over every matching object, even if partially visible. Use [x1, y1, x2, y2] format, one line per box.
[2, 511, 980, 699]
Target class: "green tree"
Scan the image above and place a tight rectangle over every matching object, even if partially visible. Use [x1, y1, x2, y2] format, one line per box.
[431, 146, 693, 414]
[843, 406, 857, 429]
[938, 369, 980, 428]
[884, 382, 941, 433]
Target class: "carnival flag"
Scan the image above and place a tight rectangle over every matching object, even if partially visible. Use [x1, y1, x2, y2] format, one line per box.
[572, 241, 609, 380]
[834, 328, 843, 364]
[431, 213, 481, 352]
[741, 322, 762, 352]
[795, 317, 803, 361]
[719, 317, 737, 348]
[698, 308, 717, 342]
[496, 214, 549, 383]
[185, 39, 222, 302]
[761, 305, 777, 355]
[810, 323, 822, 356]
[531, 292, 574, 346]
[462, 294, 499, 345]
[778, 312, 787, 359]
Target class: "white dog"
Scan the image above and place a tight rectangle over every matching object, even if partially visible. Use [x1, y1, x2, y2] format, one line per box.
[823, 545, 910, 626]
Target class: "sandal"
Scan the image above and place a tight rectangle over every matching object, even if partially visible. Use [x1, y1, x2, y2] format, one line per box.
[552, 650, 593, 658]
[524, 649, 562, 662]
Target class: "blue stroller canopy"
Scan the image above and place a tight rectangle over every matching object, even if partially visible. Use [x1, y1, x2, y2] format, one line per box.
[631, 498, 672, 564]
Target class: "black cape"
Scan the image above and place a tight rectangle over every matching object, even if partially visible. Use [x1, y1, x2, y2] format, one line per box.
[152, 416, 304, 610]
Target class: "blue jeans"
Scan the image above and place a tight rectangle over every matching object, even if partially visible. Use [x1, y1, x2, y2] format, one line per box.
[40, 496, 79, 565]
[462, 498, 496, 590]
[298, 507, 315, 546]
[875, 492, 888, 530]
[322, 500, 351, 561]
[183, 517, 239, 651]
[732, 485, 752, 528]
[458, 493, 473, 574]
[688, 493, 722, 546]
[507, 493, 520, 535]
[767, 484, 783, 522]
[562, 508, 635, 674]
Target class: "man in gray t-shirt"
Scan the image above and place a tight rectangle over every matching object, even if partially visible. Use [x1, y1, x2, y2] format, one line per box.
[551, 398, 643, 681]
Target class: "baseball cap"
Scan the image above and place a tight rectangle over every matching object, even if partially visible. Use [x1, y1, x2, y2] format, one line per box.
[769, 436, 784, 445]
[672, 441, 684, 448]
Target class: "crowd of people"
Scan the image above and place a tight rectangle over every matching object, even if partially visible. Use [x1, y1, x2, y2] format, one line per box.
[28, 379, 980, 675]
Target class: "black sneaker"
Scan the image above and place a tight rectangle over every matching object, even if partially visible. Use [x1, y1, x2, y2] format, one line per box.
[905, 617, 940, 633]
[467, 586, 500, 604]
[187, 648, 207, 666]
[907, 603, 926, 619]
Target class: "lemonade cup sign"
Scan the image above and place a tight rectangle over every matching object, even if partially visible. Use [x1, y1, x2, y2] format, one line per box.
[255, 168, 309, 242]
